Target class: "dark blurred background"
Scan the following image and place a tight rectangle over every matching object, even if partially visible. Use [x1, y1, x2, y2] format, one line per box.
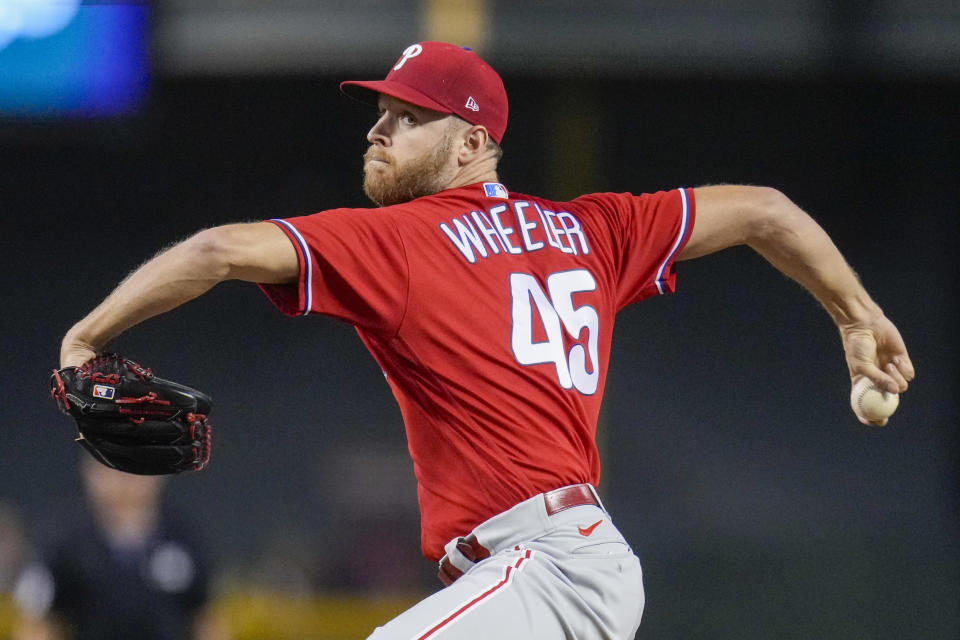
[1, 1, 957, 639]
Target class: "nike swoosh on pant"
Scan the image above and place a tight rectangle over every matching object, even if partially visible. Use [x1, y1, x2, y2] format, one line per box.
[578, 520, 603, 536]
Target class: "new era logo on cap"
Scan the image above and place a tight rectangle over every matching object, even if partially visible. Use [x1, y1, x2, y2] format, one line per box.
[340, 41, 509, 144]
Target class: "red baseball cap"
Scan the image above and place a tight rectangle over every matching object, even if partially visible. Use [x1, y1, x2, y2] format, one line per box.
[340, 41, 508, 144]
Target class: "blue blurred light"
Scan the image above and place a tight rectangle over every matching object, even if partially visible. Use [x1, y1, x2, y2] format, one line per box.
[0, 1, 150, 118]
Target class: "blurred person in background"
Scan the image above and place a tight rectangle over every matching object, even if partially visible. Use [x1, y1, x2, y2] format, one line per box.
[0, 501, 29, 592]
[1, 501, 30, 640]
[12, 457, 228, 640]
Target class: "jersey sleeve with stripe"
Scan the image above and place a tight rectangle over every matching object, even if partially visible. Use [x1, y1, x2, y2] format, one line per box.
[260, 209, 409, 336]
[259, 184, 694, 560]
[568, 189, 693, 308]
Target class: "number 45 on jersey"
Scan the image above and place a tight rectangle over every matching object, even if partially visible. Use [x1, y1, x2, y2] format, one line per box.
[510, 269, 599, 395]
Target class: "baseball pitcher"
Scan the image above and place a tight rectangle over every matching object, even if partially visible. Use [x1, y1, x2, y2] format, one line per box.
[55, 42, 913, 639]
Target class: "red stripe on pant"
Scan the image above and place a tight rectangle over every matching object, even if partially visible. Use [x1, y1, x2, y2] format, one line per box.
[419, 549, 533, 639]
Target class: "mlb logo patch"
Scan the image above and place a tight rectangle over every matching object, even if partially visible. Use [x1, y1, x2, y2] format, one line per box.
[93, 385, 115, 400]
[483, 182, 509, 199]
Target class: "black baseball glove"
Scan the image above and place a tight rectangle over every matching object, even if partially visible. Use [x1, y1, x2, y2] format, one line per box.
[50, 354, 212, 475]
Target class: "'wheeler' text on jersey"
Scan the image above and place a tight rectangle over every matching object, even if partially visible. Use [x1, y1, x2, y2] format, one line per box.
[261, 183, 694, 559]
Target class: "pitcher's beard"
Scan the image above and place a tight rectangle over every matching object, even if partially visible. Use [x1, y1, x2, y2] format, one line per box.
[363, 135, 455, 207]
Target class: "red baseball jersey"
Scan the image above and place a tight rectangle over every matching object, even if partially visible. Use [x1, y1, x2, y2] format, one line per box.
[260, 183, 695, 560]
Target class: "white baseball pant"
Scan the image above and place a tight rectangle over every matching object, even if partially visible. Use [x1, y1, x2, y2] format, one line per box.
[367, 484, 644, 639]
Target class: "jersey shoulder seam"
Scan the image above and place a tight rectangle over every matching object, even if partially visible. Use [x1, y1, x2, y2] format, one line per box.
[384, 210, 412, 340]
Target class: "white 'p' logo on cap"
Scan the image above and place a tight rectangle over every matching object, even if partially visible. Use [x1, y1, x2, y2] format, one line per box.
[393, 44, 423, 70]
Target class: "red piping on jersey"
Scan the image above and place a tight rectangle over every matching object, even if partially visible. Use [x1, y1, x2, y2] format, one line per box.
[418, 549, 533, 639]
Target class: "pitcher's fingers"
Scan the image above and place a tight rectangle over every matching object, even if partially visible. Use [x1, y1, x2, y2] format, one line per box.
[891, 354, 915, 382]
[885, 362, 910, 393]
[854, 411, 888, 427]
[852, 365, 897, 394]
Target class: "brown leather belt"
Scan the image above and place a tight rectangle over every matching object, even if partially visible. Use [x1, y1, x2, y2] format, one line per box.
[542, 483, 598, 516]
[437, 484, 600, 586]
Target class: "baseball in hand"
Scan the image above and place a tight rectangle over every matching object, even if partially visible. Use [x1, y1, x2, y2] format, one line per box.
[850, 377, 900, 423]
